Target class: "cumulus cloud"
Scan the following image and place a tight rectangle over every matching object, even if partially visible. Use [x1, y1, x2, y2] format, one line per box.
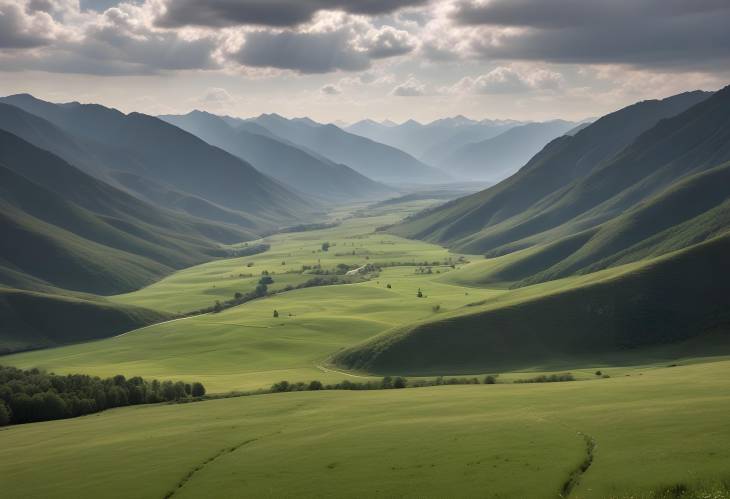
[0, 2, 58, 48]
[0, 1, 219, 75]
[450, 66, 564, 95]
[320, 83, 341, 95]
[156, 0, 429, 28]
[391, 77, 426, 96]
[232, 28, 370, 73]
[362, 26, 416, 59]
[453, 0, 730, 70]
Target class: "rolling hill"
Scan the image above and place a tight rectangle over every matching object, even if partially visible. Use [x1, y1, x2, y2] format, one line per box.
[436, 120, 577, 181]
[238, 113, 451, 184]
[335, 231, 730, 373]
[0, 95, 315, 231]
[160, 111, 392, 202]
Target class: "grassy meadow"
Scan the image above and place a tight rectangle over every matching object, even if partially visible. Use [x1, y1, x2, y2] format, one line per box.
[1, 359, 729, 499]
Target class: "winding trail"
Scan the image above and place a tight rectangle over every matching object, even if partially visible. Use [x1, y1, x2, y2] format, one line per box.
[163, 438, 259, 498]
[560, 433, 596, 498]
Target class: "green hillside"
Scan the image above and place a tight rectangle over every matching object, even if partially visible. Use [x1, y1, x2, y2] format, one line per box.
[335, 233, 730, 374]
[0, 287, 170, 354]
[391, 90, 711, 250]
[0, 131, 262, 294]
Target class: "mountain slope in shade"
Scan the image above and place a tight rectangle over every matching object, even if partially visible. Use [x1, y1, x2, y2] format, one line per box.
[437, 120, 577, 181]
[391, 90, 712, 252]
[0, 287, 171, 354]
[161, 111, 392, 202]
[0, 130, 253, 294]
[0, 94, 315, 231]
[346, 116, 520, 162]
[237, 113, 451, 184]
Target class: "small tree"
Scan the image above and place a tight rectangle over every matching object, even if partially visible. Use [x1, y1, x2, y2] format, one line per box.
[321, 242, 330, 252]
[417, 288, 423, 298]
[308, 380, 323, 391]
[273, 309, 279, 318]
[393, 377, 407, 389]
[386, 283, 392, 289]
[381, 376, 393, 389]
[484, 375, 497, 385]
[213, 300, 223, 313]
[595, 370, 602, 376]
[191, 382, 206, 397]
[234, 292, 243, 300]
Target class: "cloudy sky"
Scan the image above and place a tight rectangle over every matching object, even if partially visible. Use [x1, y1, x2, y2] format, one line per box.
[1, 0, 729, 123]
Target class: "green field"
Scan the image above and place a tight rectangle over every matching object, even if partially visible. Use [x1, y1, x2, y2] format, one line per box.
[1, 359, 729, 499]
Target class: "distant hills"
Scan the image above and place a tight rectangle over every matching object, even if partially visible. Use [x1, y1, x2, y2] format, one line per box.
[346, 116, 521, 163]
[161, 111, 393, 202]
[238, 113, 451, 184]
[335, 87, 730, 373]
[435, 120, 578, 181]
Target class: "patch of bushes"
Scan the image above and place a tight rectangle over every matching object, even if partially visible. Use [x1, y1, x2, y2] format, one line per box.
[514, 373, 575, 383]
[0, 365, 205, 426]
[228, 243, 270, 257]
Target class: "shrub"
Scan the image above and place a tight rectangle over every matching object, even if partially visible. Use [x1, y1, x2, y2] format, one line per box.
[484, 375, 497, 385]
[595, 370, 602, 376]
[308, 380, 323, 391]
[273, 309, 279, 318]
[393, 377, 407, 389]
[271, 381, 290, 393]
[191, 382, 206, 397]
[321, 242, 330, 252]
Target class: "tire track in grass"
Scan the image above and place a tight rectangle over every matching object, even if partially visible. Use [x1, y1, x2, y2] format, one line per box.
[560, 432, 596, 498]
[163, 438, 259, 498]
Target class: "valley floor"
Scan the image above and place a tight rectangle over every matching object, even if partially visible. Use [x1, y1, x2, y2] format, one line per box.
[1, 199, 729, 498]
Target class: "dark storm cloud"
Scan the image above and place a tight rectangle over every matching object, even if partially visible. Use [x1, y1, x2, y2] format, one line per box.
[233, 29, 371, 73]
[156, 0, 429, 28]
[453, 0, 730, 70]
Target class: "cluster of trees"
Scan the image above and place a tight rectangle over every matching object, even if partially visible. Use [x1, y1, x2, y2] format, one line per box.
[270, 376, 409, 393]
[514, 373, 575, 383]
[0, 366, 205, 426]
[269, 375, 507, 394]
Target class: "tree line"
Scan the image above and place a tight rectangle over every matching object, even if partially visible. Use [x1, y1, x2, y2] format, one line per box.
[0, 365, 205, 426]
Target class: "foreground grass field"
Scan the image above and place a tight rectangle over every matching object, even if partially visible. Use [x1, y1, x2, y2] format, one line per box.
[1, 359, 729, 499]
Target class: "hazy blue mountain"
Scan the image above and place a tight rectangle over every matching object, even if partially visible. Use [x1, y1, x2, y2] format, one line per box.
[436, 120, 577, 181]
[161, 111, 393, 202]
[346, 116, 521, 163]
[235, 113, 450, 184]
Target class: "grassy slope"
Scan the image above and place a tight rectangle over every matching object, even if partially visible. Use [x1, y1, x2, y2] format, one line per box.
[335, 233, 730, 374]
[1, 360, 729, 498]
[0, 132, 257, 294]
[0, 287, 170, 354]
[390, 90, 711, 250]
